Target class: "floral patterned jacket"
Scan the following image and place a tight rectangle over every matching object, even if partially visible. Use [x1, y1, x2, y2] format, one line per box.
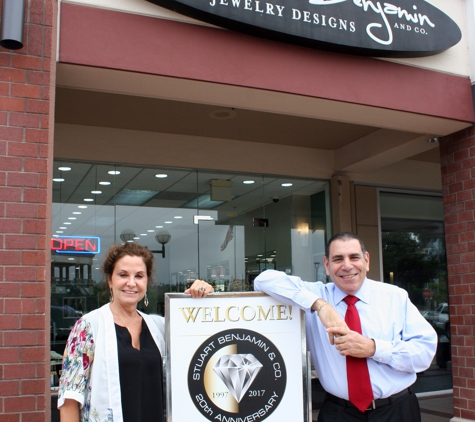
[57, 303, 166, 422]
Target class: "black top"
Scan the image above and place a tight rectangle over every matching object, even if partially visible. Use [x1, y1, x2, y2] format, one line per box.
[115, 319, 164, 422]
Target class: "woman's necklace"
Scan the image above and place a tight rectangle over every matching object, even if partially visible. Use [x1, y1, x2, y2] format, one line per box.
[112, 306, 140, 331]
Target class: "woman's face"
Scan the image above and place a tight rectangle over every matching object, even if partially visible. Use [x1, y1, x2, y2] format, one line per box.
[108, 255, 148, 309]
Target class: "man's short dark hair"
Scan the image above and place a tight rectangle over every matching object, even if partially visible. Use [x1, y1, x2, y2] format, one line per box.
[325, 232, 366, 259]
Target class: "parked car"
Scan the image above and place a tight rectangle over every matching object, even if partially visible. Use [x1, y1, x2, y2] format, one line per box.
[425, 302, 450, 340]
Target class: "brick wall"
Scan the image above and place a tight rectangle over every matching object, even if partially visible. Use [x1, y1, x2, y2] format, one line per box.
[440, 127, 475, 421]
[0, 0, 56, 421]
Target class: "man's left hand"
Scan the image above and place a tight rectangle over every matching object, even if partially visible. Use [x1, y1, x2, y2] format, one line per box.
[327, 327, 375, 358]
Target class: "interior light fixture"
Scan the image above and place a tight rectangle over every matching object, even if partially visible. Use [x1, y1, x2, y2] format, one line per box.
[99, 181, 111, 185]
[427, 137, 439, 143]
[53, 178, 65, 182]
[165, 221, 173, 224]
[78, 205, 88, 209]
[155, 174, 168, 178]
[174, 216, 183, 219]
[72, 212, 81, 215]
[150, 230, 172, 258]
[120, 229, 136, 243]
[67, 217, 76, 220]
[156, 225, 163, 228]
[108, 170, 121, 175]
[147, 230, 155, 232]
[84, 198, 94, 202]
[58, 167, 71, 171]
[56, 231, 63, 233]
[91, 190, 102, 194]
[63, 222, 71, 225]
[243, 180, 255, 184]
[281, 183, 293, 187]
[59, 227, 67, 230]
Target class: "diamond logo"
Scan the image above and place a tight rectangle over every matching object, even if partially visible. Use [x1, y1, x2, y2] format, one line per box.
[213, 354, 263, 403]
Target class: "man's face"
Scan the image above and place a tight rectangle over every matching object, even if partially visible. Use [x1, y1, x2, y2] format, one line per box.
[323, 238, 370, 295]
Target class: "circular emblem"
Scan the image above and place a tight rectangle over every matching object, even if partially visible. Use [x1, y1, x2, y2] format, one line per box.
[188, 328, 287, 421]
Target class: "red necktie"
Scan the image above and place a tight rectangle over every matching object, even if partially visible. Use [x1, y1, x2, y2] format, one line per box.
[344, 295, 374, 412]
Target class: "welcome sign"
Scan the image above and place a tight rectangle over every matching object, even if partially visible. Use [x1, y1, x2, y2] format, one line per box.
[166, 292, 309, 421]
[147, 0, 461, 57]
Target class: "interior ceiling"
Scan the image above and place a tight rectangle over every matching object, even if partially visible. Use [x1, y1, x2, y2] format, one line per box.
[51, 161, 328, 244]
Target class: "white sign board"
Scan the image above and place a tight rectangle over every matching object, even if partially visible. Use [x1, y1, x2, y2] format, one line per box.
[166, 292, 309, 421]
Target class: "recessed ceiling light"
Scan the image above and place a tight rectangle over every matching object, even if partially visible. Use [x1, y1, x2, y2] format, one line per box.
[99, 181, 111, 185]
[95, 267, 100, 270]
[155, 174, 168, 178]
[243, 180, 255, 184]
[84, 198, 94, 202]
[91, 190, 102, 194]
[53, 178, 65, 182]
[59, 227, 67, 230]
[164, 221, 173, 224]
[140, 234, 147, 236]
[63, 222, 71, 225]
[209, 109, 237, 120]
[56, 231, 63, 233]
[78, 205, 87, 209]
[156, 225, 163, 228]
[68, 258, 75, 261]
[281, 183, 293, 187]
[174, 216, 183, 219]
[257, 254, 263, 257]
[72, 212, 81, 215]
[147, 230, 154, 232]
[133, 236, 140, 240]
[68, 217, 76, 220]
[108, 170, 121, 175]
[58, 167, 71, 171]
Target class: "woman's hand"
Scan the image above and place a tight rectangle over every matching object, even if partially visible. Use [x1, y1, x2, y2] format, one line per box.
[184, 280, 214, 298]
[59, 398, 80, 422]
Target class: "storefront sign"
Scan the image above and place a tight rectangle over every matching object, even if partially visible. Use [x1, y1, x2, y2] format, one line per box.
[50, 236, 100, 254]
[166, 292, 309, 421]
[148, 0, 461, 57]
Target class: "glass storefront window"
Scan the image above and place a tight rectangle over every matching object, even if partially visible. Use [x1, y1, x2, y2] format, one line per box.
[380, 190, 452, 391]
[50, 161, 331, 356]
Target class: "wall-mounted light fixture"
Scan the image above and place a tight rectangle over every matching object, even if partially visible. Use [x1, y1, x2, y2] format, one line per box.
[1, 0, 26, 50]
[120, 228, 136, 243]
[151, 230, 172, 258]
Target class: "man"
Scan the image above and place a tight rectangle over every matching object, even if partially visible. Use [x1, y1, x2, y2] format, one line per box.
[254, 232, 437, 422]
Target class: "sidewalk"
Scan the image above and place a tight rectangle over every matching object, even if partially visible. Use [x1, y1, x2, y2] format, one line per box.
[312, 391, 454, 421]
[419, 392, 453, 422]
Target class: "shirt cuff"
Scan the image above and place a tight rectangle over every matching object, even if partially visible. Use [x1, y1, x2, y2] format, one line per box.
[371, 339, 391, 364]
[296, 289, 321, 311]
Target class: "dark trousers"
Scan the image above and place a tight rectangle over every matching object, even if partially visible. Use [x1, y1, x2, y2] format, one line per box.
[317, 389, 421, 422]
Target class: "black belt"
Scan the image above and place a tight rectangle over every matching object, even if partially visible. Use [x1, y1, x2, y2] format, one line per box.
[325, 388, 411, 411]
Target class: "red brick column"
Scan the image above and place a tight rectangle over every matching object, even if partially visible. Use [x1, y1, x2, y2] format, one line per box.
[0, 0, 56, 421]
[440, 127, 475, 422]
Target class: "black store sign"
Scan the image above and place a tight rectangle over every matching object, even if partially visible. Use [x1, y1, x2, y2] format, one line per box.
[148, 0, 461, 57]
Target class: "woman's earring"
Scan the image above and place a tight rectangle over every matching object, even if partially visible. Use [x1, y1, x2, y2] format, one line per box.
[110, 288, 114, 303]
[144, 292, 149, 307]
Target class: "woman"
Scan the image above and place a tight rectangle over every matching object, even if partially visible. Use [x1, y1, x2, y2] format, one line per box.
[57, 242, 213, 422]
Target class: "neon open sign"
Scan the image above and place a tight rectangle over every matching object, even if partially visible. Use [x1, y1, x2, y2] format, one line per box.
[51, 236, 100, 254]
